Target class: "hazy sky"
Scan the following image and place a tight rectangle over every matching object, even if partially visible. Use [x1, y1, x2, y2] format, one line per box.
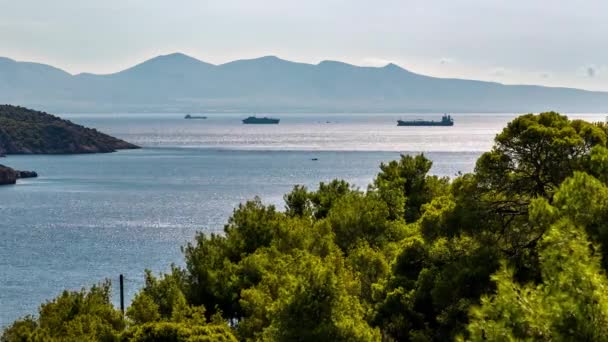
[1, 0, 607, 91]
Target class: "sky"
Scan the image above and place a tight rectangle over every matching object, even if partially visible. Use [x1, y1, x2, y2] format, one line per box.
[1, 0, 607, 91]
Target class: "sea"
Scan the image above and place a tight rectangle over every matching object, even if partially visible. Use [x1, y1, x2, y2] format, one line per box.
[0, 112, 604, 326]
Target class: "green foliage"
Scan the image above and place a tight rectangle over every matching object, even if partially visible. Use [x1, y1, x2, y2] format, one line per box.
[327, 192, 393, 252]
[372, 154, 449, 222]
[310, 179, 353, 219]
[8, 112, 608, 342]
[121, 322, 237, 342]
[346, 243, 390, 303]
[550, 171, 608, 271]
[238, 250, 380, 341]
[127, 293, 161, 325]
[1, 281, 124, 342]
[587, 145, 608, 183]
[127, 269, 197, 325]
[224, 197, 282, 258]
[373, 235, 500, 341]
[181, 232, 239, 319]
[471, 113, 608, 252]
[284, 185, 313, 218]
[476, 112, 605, 199]
[465, 220, 608, 341]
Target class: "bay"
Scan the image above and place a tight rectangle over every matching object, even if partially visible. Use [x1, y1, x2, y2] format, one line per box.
[0, 112, 603, 326]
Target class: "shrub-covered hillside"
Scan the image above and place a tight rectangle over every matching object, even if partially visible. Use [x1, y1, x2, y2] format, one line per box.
[0, 105, 138, 155]
[5, 112, 608, 341]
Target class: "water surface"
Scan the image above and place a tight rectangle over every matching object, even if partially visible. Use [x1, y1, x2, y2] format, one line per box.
[1, 112, 602, 325]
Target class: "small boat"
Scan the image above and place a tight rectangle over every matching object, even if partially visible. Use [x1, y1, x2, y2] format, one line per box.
[397, 114, 454, 126]
[242, 116, 280, 124]
[185, 114, 207, 119]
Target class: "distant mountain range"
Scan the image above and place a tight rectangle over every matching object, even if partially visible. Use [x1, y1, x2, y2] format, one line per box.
[1, 53, 607, 113]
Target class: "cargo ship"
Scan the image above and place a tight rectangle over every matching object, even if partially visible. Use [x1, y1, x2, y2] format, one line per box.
[242, 116, 280, 124]
[184, 114, 207, 119]
[397, 114, 454, 126]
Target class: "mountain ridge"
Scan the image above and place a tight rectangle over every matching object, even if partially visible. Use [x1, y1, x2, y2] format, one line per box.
[1, 53, 607, 113]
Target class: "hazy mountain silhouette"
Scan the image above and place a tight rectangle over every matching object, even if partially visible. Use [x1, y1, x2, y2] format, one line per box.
[1, 53, 607, 113]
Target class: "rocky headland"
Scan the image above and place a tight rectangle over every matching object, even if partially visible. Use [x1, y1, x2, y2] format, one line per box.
[0, 105, 139, 154]
[0, 105, 139, 185]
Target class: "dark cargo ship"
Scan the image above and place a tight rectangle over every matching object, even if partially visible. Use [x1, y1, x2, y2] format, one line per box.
[397, 114, 454, 126]
[242, 116, 280, 124]
[184, 114, 207, 119]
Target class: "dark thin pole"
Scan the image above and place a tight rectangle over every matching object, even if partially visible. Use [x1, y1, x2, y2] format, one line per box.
[119, 274, 125, 316]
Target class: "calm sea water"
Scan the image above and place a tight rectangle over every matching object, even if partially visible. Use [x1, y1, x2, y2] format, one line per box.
[0, 113, 603, 326]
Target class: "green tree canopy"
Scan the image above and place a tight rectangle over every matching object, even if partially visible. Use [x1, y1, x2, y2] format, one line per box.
[1, 281, 124, 342]
[7, 112, 608, 342]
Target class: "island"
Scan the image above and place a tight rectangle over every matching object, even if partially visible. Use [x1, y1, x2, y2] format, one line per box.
[0, 105, 139, 185]
[0, 105, 139, 155]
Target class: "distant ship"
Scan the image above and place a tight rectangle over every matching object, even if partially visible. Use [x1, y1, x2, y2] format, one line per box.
[184, 114, 207, 119]
[242, 116, 280, 124]
[397, 114, 454, 126]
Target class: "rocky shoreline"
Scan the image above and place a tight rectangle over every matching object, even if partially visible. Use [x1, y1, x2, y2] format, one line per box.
[0, 164, 37, 185]
[0, 105, 140, 185]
